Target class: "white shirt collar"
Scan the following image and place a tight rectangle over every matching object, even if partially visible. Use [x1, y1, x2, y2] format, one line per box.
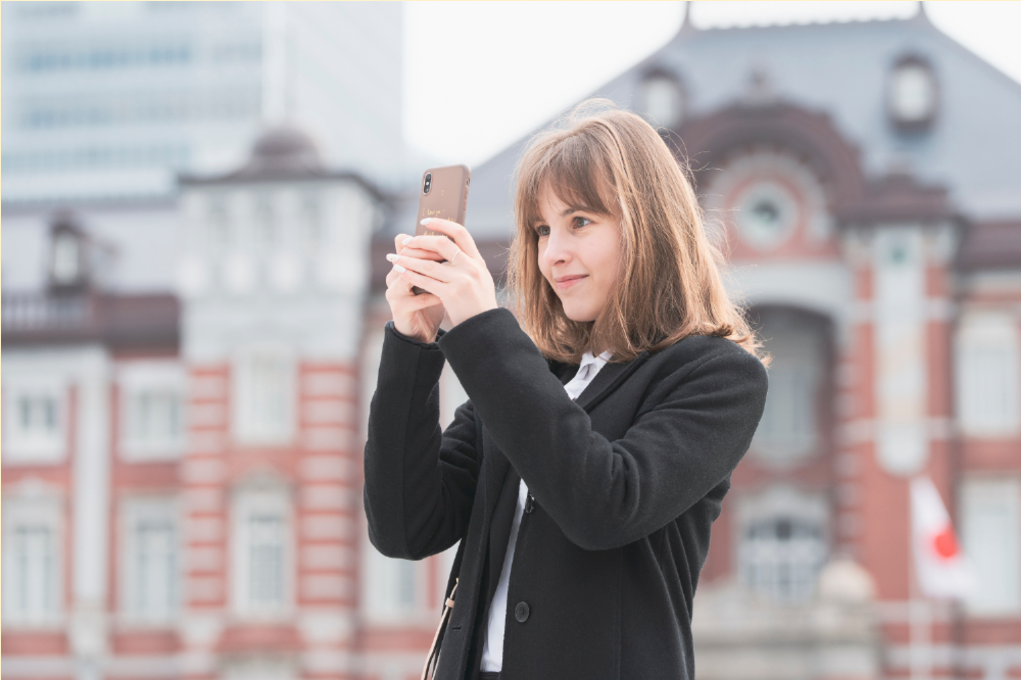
[580, 350, 613, 370]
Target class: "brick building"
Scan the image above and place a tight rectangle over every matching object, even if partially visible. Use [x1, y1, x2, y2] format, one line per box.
[3, 7, 1020, 680]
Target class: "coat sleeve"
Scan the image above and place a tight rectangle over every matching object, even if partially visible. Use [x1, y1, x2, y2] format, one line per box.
[437, 307, 768, 551]
[363, 321, 481, 560]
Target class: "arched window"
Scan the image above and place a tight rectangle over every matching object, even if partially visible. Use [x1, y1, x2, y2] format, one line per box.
[750, 307, 831, 465]
[741, 516, 827, 603]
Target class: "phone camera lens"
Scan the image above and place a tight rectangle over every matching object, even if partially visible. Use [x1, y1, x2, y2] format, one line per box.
[423, 173, 432, 194]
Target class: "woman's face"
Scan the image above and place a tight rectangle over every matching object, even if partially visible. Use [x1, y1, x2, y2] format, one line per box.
[535, 186, 622, 323]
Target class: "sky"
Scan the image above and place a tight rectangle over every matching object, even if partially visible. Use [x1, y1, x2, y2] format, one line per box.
[403, 1, 1021, 169]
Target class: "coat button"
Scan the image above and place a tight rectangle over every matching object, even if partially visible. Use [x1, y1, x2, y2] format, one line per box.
[524, 494, 535, 514]
[514, 601, 530, 623]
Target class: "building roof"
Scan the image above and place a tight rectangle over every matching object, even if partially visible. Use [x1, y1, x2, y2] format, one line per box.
[459, 10, 1021, 242]
[179, 124, 384, 198]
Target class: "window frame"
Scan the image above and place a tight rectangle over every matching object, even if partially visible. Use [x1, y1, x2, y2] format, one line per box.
[734, 485, 830, 605]
[2, 377, 68, 465]
[955, 311, 1021, 437]
[961, 476, 1021, 617]
[1, 492, 65, 627]
[119, 495, 181, 625]
[232, 343, 297, 447]
[887, 54, 939, 131]
[638, 68, 686, 129]
[231, 485, 294, 619]
[118, 361, 187, 461]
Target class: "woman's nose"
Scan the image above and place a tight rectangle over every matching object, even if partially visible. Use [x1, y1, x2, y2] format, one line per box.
[542, 228, 571, 268]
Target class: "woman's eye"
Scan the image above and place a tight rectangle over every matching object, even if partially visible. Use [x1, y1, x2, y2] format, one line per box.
[573, 216, 592, 228]
[536, 225, 550, 237]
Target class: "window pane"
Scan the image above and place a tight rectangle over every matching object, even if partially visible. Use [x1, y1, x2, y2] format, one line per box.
[248, 515, 285, 607]
[962, 479, 1021, 613]
[135, 391, 181, 443]
[136, 520, 176, 618]
[14, 525, 55, 619]
[751, 309, 827, 463]
[251, 356, 288, 435]
[741, 518, 826, 603]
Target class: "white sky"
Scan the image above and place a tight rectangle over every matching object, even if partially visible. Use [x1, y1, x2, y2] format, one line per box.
[403, 1, 1021, 168]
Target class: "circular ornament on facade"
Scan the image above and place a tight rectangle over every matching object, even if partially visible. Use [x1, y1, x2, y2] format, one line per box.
[734, 181, 799, 250]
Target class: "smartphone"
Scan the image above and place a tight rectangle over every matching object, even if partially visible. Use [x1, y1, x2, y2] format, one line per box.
[411, 164, 471, 295]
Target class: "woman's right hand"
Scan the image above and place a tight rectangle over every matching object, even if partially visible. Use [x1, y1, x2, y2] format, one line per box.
[385, 233, 446, 343]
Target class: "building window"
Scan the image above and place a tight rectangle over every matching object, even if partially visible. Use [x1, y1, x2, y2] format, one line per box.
[639, 71, 685, 128]
[255, 198, 277, 251]
[119, 362, 186, 461]
[234, 347, 295, 446]
[961, 477, 1021, 615]
[888, 56, 938, 129]
[233, 488, 291, 617]
[301, 195, 322, 251]
[51, 232, 81, 283]
[207, 199, 230, 252]
[2, 496, 63, 625]
[362, 538, 422, 622]
[3, 381, 66, 463]
[122, 498, 179, 622]
[132, 391, 182, 442]
[9, 526, 58, 621]
[740, 517, 827, 603]
[248, 515, 285, 607]
[750, 308, 829, 465]
[956, 312, 1021, 436]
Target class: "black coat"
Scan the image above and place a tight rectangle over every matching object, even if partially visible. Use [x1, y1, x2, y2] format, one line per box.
[364, 308, 768, 680]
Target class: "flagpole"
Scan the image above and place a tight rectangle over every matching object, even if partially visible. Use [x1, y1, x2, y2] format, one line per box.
[908, 482, 933, 680]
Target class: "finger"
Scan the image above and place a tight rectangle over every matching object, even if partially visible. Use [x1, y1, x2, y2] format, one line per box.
[398, 266, 447, 296]
[399, 290, 443, 311]
[388, 253, 455, 284]
[397, 244, 445, 261]
[399, 234, 462, 263]
[419, 218, 483, 261]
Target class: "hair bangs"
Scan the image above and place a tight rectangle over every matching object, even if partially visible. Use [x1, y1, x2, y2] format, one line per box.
[519, 134, 618, 234]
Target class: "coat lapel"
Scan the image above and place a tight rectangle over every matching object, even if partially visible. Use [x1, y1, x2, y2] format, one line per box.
[573, 350, 652, 412]
[480, 350, 651, 527]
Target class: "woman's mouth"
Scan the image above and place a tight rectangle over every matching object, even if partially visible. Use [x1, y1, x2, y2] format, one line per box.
[554, 275, 587, 290]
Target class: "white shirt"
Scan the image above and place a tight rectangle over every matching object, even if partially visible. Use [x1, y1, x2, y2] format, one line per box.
[480, 349, 613, 672]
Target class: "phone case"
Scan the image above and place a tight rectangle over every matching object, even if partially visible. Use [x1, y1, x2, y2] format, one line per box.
[411, 164, 471, 295]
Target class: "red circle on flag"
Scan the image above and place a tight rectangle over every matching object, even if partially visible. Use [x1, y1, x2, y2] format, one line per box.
[933, 526, 958, 559]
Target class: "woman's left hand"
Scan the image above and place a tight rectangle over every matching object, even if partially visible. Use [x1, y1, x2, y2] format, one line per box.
[386, 218, 498, 328]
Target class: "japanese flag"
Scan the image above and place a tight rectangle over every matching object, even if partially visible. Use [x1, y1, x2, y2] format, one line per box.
[910, 476, 976, 600]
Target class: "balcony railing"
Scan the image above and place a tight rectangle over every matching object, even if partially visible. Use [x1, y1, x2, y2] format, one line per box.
[2, 292, 95, 332]
[2, 291, 179, 349]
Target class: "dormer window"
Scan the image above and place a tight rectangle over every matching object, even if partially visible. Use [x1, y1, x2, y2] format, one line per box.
[51, 232, 80, 284]
[47, 214, 91, 291]
[639, 71, 686, 129]
[888, 56, 937, 130]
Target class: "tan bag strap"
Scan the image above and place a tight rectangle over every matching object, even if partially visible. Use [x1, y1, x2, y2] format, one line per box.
[421, 577, 459, 680]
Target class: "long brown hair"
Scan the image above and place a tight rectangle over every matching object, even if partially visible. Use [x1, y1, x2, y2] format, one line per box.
[507, 99, 765, 364]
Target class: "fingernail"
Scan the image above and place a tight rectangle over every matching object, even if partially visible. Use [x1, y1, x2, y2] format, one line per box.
[393, 264, 406, 273]
[402, 237, 412, 245]
[420, 218, 434, 225]
[386, 253, 399, 262]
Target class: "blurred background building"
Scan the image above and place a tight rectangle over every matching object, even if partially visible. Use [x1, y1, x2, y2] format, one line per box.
[0, 1, 406, 204]
[3, 3, 1020, 680]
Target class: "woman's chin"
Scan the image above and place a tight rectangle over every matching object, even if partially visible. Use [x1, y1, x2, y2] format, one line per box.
[561, 305, 597, 323]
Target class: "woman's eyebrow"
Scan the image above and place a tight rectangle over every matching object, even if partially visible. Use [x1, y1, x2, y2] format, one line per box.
[561, 205, 594, 217]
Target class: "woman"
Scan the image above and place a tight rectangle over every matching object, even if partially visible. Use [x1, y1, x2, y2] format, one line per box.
[364, 101, 769, 680]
